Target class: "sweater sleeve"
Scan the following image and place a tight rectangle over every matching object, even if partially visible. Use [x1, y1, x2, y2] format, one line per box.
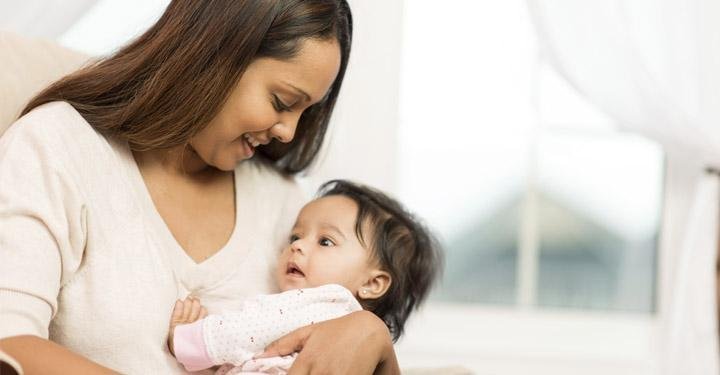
[173, 284, 361, 369]
[0, 121, 87, 340]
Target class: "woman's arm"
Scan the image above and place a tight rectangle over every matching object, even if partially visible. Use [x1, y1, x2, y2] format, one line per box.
[0, 114, 103, 374]
[259, 310, 400, 375]
[0, 336, 118, 375]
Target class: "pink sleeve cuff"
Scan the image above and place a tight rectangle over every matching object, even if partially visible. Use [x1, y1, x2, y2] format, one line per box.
[174, 319, 214, 372]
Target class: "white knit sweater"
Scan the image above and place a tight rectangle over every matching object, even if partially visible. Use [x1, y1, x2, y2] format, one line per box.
[0, 102, 306, 374]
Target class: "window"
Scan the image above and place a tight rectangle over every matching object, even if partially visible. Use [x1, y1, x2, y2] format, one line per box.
[395, 1, 663, 373]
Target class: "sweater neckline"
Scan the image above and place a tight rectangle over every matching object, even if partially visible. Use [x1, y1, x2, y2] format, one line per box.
[118, 141, 252, 291]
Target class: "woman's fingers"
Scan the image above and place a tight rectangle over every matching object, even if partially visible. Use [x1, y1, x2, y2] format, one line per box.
[255, 325, 311, 359]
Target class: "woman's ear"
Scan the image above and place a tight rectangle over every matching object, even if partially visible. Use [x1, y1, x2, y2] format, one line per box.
[359, 270, 391, 300]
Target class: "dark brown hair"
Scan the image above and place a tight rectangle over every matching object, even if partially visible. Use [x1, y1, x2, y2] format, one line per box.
[318, 180, 444, 341]
[21, 0, 352, 174]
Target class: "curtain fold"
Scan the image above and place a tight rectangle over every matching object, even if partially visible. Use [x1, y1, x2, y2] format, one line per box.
[527, 0, 720, 373]
[665, 173, 719, 374]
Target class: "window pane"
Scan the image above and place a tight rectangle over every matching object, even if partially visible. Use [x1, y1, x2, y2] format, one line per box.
[397, 0, 536, 306]
[422, 145, 527, 305]
[397, 0, 663, 312]
[535, 132, 663, 312]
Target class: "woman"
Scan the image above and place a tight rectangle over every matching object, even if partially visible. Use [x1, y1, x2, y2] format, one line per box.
[0, 1, 399, 374]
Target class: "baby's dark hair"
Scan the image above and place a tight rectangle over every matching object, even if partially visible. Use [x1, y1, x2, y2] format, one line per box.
[317, 179, 443, 341]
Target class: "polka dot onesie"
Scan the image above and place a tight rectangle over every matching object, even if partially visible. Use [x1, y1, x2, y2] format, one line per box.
[173, 284, 362, 374]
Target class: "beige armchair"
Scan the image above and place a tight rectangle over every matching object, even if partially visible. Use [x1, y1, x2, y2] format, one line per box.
[0, 31, 89, 135]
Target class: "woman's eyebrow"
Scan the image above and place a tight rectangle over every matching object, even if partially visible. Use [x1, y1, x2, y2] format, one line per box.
[283, 81, 312, 103]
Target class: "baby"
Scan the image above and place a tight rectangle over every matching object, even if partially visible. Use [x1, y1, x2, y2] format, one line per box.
[167, 180, 442, 374]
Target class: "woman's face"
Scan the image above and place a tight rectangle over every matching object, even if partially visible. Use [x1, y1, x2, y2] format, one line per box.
[189, 38, 341, 172]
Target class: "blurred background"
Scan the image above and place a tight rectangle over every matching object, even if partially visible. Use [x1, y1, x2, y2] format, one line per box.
[3, 0, 720, 374]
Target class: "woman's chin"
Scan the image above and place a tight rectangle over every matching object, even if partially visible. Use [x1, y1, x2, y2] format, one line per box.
[214, 162, 237, 172]
[211, 154, 251, 172]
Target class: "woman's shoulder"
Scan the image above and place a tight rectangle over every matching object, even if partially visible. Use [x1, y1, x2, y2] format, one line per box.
[10, 101, 90, 129]
[2, 101, 105, 150]
[0, 101, 122, 175]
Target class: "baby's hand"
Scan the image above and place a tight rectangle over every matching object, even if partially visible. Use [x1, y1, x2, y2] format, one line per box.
[168, 296, 208, 356]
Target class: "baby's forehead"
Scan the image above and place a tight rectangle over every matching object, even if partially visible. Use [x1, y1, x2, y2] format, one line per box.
[301, 195, 357, 214]
[296, 196, 379, 238]
[296, 195, 357, 226]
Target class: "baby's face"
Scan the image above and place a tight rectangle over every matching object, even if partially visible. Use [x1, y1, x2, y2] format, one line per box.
[276, 195, 376, 294]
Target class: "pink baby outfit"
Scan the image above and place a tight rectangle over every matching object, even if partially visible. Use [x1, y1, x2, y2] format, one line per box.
[173, 284, 362, 374]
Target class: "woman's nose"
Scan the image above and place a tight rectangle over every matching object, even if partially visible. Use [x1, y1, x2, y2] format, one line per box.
[270, 118, 299, 143]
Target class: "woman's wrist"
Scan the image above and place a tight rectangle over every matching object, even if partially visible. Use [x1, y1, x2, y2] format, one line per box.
[0, 336, 119, 374]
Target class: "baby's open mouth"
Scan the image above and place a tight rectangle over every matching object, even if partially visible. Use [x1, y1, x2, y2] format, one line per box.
[286, 262, 305, 277]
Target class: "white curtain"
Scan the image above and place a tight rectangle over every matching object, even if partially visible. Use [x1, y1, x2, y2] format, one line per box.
[527, 0, 720, 373]
[0, 0, 98, 39]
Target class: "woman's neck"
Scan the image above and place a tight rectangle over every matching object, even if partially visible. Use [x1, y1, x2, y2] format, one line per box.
[133, 145, 213, 177]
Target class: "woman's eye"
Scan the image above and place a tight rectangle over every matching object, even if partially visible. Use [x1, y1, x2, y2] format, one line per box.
[272, 95, 292, 113]
[289, 234, 300, 243]
[319, 238, 335, 247]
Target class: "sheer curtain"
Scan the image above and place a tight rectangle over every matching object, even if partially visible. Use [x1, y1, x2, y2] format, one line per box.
[527, 0, 720, 373]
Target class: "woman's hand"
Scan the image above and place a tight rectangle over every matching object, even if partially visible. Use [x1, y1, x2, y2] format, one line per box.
[256, 310, 400, 375]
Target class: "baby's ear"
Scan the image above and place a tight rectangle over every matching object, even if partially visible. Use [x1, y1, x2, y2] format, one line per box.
[359, 270, 391, 300]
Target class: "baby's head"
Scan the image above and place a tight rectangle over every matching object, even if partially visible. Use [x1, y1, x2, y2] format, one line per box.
[275, 180, 443, 340]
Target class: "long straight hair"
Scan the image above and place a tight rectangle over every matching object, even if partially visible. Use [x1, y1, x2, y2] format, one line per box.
[21, 0, 352, 174]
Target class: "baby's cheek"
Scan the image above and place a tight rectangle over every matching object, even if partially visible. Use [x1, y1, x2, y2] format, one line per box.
[274, 269, 286, 290]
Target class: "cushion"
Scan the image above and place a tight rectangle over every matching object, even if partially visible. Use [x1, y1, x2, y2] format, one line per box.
[0, 31, 89, 136]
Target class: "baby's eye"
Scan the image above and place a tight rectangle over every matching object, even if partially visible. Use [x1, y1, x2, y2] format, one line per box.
[319, 238, 335, 247]
[289, 234, 300, 243]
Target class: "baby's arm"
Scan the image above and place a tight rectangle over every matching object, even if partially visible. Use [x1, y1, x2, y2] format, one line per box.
[171, 285, 362, 372]
[167, 297, 208, 356]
